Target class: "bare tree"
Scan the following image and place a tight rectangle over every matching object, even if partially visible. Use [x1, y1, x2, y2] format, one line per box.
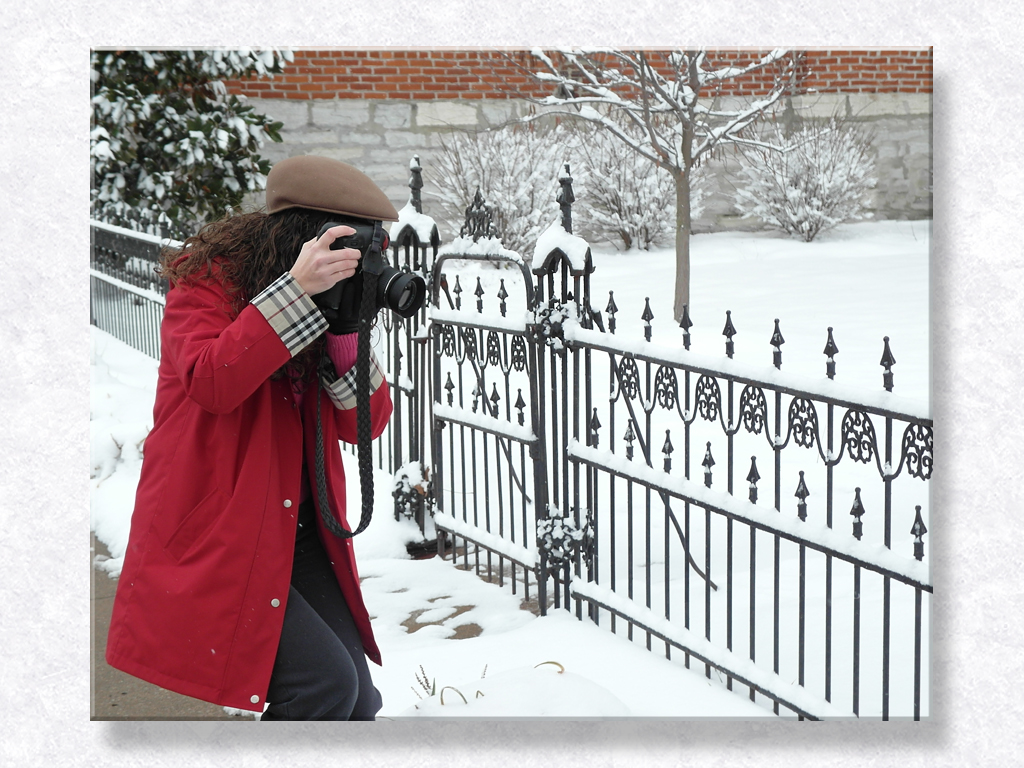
[513, 49, 798, 320]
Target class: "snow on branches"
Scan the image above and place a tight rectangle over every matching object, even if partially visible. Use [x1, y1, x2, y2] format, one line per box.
[510, 49, 799, 318]
[732, 114, 877, 241]
[525, 49, 795, 173]
[567, 117, 702, 251]
[428, 116, 695, 254]
[90, 49, 291, 239]
[428, 123, 568, 257]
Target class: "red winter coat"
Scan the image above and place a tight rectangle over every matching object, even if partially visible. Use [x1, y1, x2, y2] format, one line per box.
[106, 266, 393, 712]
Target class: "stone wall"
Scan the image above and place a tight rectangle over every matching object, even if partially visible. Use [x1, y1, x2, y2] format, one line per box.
[248, 91, 931, 240]
[248, 96, 531, 237]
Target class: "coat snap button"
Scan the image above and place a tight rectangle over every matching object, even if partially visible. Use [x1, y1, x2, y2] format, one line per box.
[271, 598, 280, 608]
[283, 499, 293, 508]
[250, 695, 260, 704]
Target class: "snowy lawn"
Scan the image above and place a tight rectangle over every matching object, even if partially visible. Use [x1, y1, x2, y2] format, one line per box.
[90, 219, 929, 719]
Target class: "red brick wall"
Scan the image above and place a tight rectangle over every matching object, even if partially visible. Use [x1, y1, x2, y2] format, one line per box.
[224, 49, 932, 100]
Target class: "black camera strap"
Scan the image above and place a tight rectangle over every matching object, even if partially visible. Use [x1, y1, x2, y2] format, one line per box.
[313, 223, 388, 539]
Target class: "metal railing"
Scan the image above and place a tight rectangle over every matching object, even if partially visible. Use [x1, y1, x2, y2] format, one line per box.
[424, 171, 931, 721]
[90, 156, 932, 720]
[90, 221, 170, 359]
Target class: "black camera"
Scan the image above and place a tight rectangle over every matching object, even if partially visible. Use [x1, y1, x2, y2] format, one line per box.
[313, 219, 426, 320]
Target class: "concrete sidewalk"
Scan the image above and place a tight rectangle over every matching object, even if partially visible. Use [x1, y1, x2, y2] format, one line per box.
[91, 533, 251, 720]
[90, 533, 491, 720]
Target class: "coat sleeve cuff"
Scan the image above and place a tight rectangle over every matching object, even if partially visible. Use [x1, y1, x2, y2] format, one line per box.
[321, 348, 386, 411]
[250, 272, 327, 357]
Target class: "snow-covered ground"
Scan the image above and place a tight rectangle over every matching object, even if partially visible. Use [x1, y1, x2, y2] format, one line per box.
[91, 219, 929, 719]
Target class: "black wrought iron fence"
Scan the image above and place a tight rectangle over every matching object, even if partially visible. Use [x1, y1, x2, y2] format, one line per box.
[425, 167, 931, 721]
[90, 221, 170, 359]
[90, 155, 931, 720]
[559, 305, 931, 720]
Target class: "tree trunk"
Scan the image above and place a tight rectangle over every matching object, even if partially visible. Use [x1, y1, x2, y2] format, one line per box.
[673, 167, 691, 322]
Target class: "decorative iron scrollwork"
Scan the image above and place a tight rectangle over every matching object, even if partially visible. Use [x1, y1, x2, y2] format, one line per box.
[654, 366, 678, 410]
[537, 511, 592, 569]
[618, 358, 641, 401]
[460, 188, 497, 242]
[440, 325, 457, 358]
[486, 331, 502, 367]
[740, 385, 767, 435]
[788, 397, 819, 449]
[393, 462, 432, 522]
[530, 299, 571, 353]
[842, 409, 877, 465]
[695, 375, 721, 422]
[902, 424, 933, 480]
[462, 328, 478, 362]
[510, 335, 528, 371]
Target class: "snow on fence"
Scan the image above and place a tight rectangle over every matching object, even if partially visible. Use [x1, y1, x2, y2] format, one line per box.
[422, 170, 931, 722]
[90, 221, 173, 359]
[89, 156, 931, 721]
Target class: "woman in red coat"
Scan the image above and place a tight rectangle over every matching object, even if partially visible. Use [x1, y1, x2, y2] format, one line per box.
[106, 156, 396, 720]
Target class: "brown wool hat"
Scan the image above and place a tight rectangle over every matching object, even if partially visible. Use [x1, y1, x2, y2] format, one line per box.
[265, 155, 399, 222]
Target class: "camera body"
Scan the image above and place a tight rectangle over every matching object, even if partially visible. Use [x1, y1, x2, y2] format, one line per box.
[313, 219, 426, 323]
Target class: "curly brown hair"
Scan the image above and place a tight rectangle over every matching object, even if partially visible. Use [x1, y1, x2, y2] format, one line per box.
[158, 208, 344, 385]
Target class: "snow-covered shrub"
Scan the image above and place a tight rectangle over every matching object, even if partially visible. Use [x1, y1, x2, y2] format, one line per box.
[732, 115, 876, 242]
[536, 512, 591, 566]
[393, 462, 432, 522]
[91, 49, 290, 240]
[428, 122, 577, 257]
[428, 114, 701, 255]
[568, 118, 700, 251]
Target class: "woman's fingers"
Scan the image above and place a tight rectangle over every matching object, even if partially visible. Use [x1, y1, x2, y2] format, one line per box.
[290, 229, 363, 295]
[318, 224, 356, 246]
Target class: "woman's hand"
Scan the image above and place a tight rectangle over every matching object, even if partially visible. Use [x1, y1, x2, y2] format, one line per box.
[289, 224, 362, 296]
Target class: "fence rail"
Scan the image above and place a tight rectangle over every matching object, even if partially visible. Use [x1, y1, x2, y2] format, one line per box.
[89, 155, 931, 720]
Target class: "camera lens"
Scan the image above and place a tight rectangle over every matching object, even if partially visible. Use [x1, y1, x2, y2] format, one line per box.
[379, 268, 426, 318]
[397, 284, 416, 313]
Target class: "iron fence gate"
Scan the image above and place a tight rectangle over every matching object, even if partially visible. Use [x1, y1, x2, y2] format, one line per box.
[90, 155, 932, 721]
[422, 170, 932, 721]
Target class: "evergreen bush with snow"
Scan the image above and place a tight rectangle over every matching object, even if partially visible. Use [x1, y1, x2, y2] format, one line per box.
[733, 115, 877, 242]
[91, 49, 290, 240]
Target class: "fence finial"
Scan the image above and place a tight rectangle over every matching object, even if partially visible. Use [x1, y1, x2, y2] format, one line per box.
[703, 442, 715, 487]
[409, 155, 424, 214]
[460, 188, 496, 242]
[746, 456, 760, 502]
[824, 327, 839, 379]
[498, 279, 509, 318]
[723, 311, 736, 359]
[850, 487, 865, 540]
[680, 304, 693, 350]
[911, 505, 927, 561]
[880, 336, 896, 392]
[444, 373, 455, 406]
[557, 163, 575, 234]
[771, 318, 785, 369]
[606, 291, 618, 334]
[795, 471, 809, 521]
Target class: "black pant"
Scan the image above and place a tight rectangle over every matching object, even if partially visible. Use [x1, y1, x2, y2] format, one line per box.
[261, 500, 382, 721]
